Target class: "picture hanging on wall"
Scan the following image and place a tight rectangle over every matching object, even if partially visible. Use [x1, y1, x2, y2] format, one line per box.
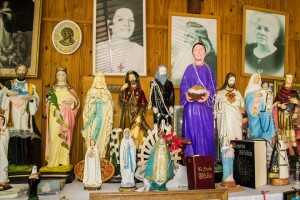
[168, 12, 220, 86]
[93, 0, 147, 76]
[52, 20, 82, 55]
[0, 0, 42, 77]
[242, 6, 288, 79]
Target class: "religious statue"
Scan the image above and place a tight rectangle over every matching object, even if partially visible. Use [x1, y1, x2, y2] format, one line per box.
[269, 139, 289, 185]
[221, 144, 236, 187]
[294, 103, 300, 154]
[44, 67, 80, 171]
[274, 74, 299, 155]
[28, 166, 40, 200]
[119, 70, 149, 148]
[0, 64, 41, 169]
[148, 64, 175, 127]
[244, 73, 276, 141]
[144, 131, 174, 191]
[82, 72, 113, 158]
[0, 111, 11, 190]
[215, 73, 244, 147]
[180, 41, 216, 158]
[119, 128, 136, 191]
[83, 140, 102, 190]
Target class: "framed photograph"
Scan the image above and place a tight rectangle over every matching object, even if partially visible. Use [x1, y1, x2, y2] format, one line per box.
[0, 0, 42, 78]
[168, 13, 220, 86]
[242, 6, 288, 79]
[93, 0, 146, 76]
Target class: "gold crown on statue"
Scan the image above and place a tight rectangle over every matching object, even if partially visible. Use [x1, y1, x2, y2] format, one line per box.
[56, 66, 67, 73]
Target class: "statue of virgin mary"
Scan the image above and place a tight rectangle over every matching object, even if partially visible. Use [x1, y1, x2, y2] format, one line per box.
[82, 72, 113, 158]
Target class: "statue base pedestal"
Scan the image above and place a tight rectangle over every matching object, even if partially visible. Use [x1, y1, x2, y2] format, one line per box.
[221, 181, 236, 188]
[119, 186, 137, 192]
[84, 186, 101, 191]
[8, 164, 33, 183]
[40, 165, 74, 184]
[0, 183, 12, 191]
[216, 183, 244, 193]
[271, 178, 289, 186]
[0, 184, 27, 199]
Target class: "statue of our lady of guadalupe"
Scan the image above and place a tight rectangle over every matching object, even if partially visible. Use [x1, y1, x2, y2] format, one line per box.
[144, 131, 174, 191]
[82, 72, 113, 158]
[119, 128, 136, 191]
[0, 111, 11, 191]
[83, 140, 102, 190]
[43, 67, 80, 171]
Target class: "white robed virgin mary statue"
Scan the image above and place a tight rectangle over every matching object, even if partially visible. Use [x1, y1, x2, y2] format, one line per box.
[83, 140, 102, 189]
[120, 128, 136, 188]
[82, 72, 113, 158]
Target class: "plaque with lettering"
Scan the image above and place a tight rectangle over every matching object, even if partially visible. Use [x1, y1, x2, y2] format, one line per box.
[231, 140, 267, 188]
[186, 155, 215, 189]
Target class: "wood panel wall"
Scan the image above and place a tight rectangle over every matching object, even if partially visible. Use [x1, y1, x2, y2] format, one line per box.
[34, 0, 300, 164]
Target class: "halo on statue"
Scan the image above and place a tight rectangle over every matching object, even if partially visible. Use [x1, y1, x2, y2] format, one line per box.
[52, 20, 82, 55]
[74, 158, 115, 183]
[135, 127, 182, 181]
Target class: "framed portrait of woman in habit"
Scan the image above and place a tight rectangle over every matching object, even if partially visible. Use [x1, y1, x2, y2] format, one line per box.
[242, 6, 288, 79]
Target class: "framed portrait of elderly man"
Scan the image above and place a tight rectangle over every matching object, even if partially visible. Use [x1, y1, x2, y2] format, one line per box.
[0, 0, 42, 78]
[242, 6, 288, 79]
[93, 0, 146, 76]
[168, 13, 220, 86]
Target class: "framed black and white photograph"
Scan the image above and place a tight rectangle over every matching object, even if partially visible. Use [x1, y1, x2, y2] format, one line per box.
[168, 13, 219, 86]
[93, 0, 146, 76]
[0, 0, 42, 77]
[242, 6, 288, 79]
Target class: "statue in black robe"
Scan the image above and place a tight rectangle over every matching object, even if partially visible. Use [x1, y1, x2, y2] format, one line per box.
[28, 166, 40, 200]
[149, 65, 175, 127]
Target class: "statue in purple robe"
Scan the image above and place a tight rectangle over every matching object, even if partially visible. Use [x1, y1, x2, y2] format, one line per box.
[180, 41, 216, 158]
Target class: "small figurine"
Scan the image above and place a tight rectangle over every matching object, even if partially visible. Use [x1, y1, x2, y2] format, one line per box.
[0, 111, 11, 191]
[0, 64, 41, 168]
[221, 143, 236, 187]
[119, 71, 150, 148]
[144, 131, 174, 191]
[269, 139, 289, 185]
[82, 72, 113, 158]
[244, 73, 276, 140]
[83, 140, 102, 190]
[119, 128, 136, 191]
[43, 67, 80, 171]
[274, 74, 299, 155]
[148, 64, 175, 127]
[28, 166, 40, 200]
[215, 72, 244, 146]
[261, 81, 274, 113]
